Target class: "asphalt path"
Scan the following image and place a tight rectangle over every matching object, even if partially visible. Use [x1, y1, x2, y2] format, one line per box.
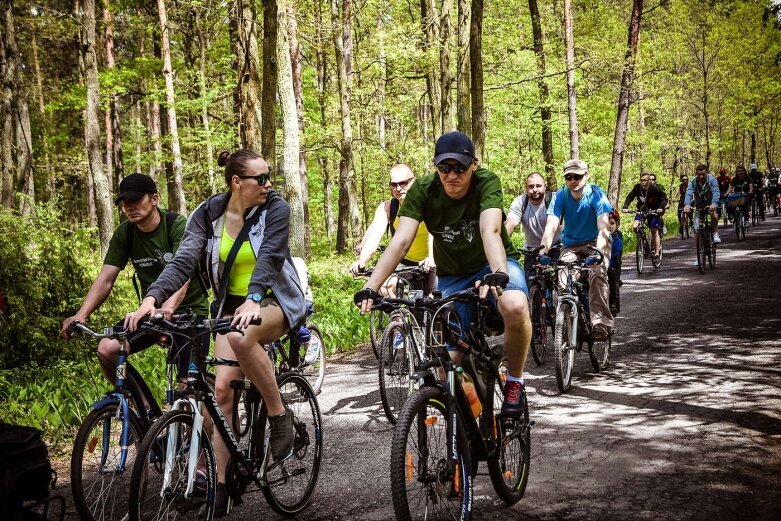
[51, 214, 781, 520]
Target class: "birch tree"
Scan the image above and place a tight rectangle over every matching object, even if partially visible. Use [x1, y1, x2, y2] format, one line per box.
[564, 0, 579, 160]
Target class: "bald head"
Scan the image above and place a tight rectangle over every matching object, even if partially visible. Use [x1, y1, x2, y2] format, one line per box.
[389, 164, 416, 200]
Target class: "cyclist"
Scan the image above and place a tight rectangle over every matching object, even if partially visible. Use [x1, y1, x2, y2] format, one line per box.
[768, 167, 780, 212]
[505, 171, 560, 279]
[647, 173, 670, 234]
[125, 150, 309, 516]
[61, 173, 210, 386]
[724, 165, 753, 223]
[748, 164, 766, 222]
[676, 174, 690, 238]
[607, 209, 623, 316]
[684, 164, 721, 243]
[354, 131, 532, 417]
[621, 172, 668, 261]
[350, 164, 435, 296]
[540, 159, 615, 341]
[716, 167, 731, 221]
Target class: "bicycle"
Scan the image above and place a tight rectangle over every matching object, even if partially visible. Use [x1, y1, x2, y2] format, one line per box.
[548, 247, 612, 392]
[691, 207, 716, 274]
[630, 210, 663, 274]
[383, 287, 530, 520]
[269, 320, 326, 395]
[127, 313, 322, 520]
[521, 245, 558, 366]
[677, 206, 692, 239]
[726, 193, 747, 241]
[751, 192, 761, 226]
[67, 320, 182, 521]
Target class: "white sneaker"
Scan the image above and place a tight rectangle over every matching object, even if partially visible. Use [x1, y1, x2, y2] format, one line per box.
[303, 335, 321, 364]
[392, 331, 404, 351]
[713, 233, 722, 244]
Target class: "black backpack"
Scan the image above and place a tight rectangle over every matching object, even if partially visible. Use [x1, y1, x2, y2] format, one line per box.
[126, 210, 210, 303]
[385, 197, 401, 236]
[0, 423, 54, 514]
[520, 191, 554, 217]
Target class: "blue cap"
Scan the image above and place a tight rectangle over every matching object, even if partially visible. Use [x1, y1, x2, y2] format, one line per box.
[434, 131, 475, 166]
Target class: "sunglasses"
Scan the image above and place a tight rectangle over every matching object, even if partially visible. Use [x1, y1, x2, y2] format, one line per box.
[436, 163, 470, 175]
[564, 173, 585, 181]
[390, 179, 413, 189]
[237, 173, 271, 185]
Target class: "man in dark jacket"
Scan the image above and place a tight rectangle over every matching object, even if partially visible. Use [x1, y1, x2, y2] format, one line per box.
[622, 172, 669, 261]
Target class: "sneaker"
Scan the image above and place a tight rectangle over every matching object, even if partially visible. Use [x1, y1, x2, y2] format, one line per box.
[392, 331, 404, 351]
[500, 380, 526, 416]
[303, 335, 321, 364]
[591, 323, 612, 341]
[269, 407, 295, 461]
[713, 233, 722, 244]
[662, 225, 668, 235]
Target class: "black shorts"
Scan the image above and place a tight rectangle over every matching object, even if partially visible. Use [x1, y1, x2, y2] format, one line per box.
[114, 315, 209, 378]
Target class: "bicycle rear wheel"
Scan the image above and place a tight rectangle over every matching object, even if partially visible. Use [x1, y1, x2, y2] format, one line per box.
[695, 231, 705, 274]
[261, 372, 323, 516]
[554, 302, 575, 393]
[390, 386, 472, 521]
[129, 409, 216, 521]
[487, 377, 530, 505]
[72, 402, 143, 521]
[299, 324, 326, 395]
[378, 321, 416, 424]
[369, 308, 389, 359]
[635, 234, 645, 275]
[528, 283, 548, 366]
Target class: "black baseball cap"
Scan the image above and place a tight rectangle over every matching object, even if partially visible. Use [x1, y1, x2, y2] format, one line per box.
[434, 131, 476, 166]
[115, 173, 158, 204]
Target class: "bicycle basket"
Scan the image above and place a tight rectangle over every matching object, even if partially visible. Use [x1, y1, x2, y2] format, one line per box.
[726, 193, 746, 208]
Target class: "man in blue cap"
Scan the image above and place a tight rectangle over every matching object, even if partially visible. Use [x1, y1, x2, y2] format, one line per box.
[354, 131, 532, 416]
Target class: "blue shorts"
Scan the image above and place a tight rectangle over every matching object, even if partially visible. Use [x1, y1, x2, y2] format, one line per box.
[635, 213, 662, 229]
[436, 258, 527, 344]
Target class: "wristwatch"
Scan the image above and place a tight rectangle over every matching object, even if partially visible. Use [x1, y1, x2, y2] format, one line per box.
[246, 292, 263, 303]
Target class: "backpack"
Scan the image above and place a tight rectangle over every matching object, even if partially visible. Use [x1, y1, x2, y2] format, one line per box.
[0, 423, 54, 511]
[520, 191, 554, 217]
[385, 197, 400, 236]
[126, 210, 210, 303]
[690, 179, 713, 207]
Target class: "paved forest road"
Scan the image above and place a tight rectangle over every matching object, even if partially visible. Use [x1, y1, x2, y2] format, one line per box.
[53, 216, 781, 520]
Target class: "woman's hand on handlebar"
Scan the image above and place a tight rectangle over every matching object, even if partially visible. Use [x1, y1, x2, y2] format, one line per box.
[125, 297, 157, 331]
[231, 299, 262, 329]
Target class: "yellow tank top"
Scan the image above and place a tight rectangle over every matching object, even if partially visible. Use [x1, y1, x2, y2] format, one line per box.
[219, 222, 256, 296]
[394, 214, 429, 263]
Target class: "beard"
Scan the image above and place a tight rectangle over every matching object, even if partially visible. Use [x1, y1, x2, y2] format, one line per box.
[528, 192, 544, 202]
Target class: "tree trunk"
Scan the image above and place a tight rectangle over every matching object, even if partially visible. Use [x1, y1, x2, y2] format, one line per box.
[607, 0, 643, 207]
[31, 33, 53, 200]
[315, 0, 335, 240]
[564, 0, 579, 160]
[377, 7, 387, 149]
[262, 0, 278, 165]
[196, 11, 216, 193]
[276, 0, 305, 257]
[81, 0, 114, 253]
[1, 0, 17, 207]
[16, 97, 34, 217]
[331, 0, 361, 253]
[420, 0, 442, 140]
[103, 1, 124, 190]
[469, 0, 485, 158]
[157, 0, 187, 214]
[439, 0, 454, 132]
[528, 0, 555, 189]
[234, 0, 263, 152]
[456, 0, 470, 134]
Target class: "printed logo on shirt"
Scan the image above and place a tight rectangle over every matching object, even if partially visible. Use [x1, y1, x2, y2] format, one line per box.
[440, 219, 478, 244]
[133, 249, 168, 269]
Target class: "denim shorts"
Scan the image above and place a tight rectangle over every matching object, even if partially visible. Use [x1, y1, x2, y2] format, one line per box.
[635, 213, 662, 229]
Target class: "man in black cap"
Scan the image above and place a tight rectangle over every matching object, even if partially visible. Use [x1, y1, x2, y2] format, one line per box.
[62, 173, 209, 385]
[354, 131, 532, 417]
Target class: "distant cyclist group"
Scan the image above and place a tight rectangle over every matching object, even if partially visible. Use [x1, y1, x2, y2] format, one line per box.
[57, 129, 780, 521]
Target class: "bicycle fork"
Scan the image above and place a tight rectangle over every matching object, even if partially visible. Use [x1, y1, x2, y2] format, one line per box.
[164, 397, 204, 499]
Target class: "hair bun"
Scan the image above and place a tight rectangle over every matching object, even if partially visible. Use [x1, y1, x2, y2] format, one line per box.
[217, 150, 231, 167]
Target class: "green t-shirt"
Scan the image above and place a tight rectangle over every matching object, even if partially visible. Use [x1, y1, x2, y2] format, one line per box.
[104, 210, 209, 315]
[399, 166, 519, 276]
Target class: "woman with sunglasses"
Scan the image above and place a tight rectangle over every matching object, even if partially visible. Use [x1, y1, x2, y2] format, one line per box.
[125, 149, 308, 516]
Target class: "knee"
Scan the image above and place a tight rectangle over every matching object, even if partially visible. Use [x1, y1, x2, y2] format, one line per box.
[97, 339, 119, 359]
[214, 377, 235, 409]
[500, 295, 529, 323]
[227, 333, 255, 355]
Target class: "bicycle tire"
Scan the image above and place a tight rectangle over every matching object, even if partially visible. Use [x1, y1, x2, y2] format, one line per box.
[369, 308, 389, 359]
[129, 409, 216, 521]
[487, 378, 530, 505]
[261, 372, 323, 516]
[635, 233, 645, 275]
[528, 283, 547, 366]
[378, 321, 416, 424]
[652, 235, 663, 269]
[735, 209, 742, 241]
[588, 332, 611, 372]
[390, 386, 472, 521]
[695, 231, 705, 274]
[299, 323, 326, 395]
[72, 402, 144, 521]
[554, 302, 575, 393]
[707, 231, 716, 269]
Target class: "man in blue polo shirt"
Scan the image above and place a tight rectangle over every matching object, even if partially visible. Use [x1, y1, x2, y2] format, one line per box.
[540, 159, 614, 340]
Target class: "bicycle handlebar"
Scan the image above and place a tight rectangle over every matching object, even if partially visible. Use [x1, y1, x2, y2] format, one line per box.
[371, 287, 480, 313]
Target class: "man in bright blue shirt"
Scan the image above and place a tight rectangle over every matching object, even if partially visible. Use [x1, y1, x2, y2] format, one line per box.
[540, 159, 615, 340]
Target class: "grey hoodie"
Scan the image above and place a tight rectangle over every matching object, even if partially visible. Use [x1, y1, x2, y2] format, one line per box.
[145, 190, 308, 329]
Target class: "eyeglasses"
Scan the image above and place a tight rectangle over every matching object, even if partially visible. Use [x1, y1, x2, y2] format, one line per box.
[564, 173, 585, 181]
[237, 173, 271, 185]
[436, 163, 470, 175]
[390, 179, 413, 190]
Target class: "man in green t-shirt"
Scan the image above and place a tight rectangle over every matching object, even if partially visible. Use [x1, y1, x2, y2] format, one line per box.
[62, 173, 210, 382]
[354, 131, 532, 417]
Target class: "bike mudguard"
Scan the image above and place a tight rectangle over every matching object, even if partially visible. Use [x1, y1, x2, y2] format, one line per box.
[91, 393, 124, 411]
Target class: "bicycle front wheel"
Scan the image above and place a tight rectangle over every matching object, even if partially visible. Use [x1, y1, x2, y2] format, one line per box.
[390, 386, 472, 521]
[554, 302, 575, 393]
[369, 308, 389, 359]
[378, 321, 416, 424]
[72, 402, 143, 521]
[589, 332, 612, 372]
[129, 409, 216, 521]
[487, 377, 530, 505]
[652, 236, 663, 269]
[300, 323, 326, 395]
[635, 234, 645, 275]
[695, 231, 706, 274]
[707, 232, 716, 269]
[735, 209, 742, 241]
[528, 283, 548, 366]
[261, 372, 323, 516]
